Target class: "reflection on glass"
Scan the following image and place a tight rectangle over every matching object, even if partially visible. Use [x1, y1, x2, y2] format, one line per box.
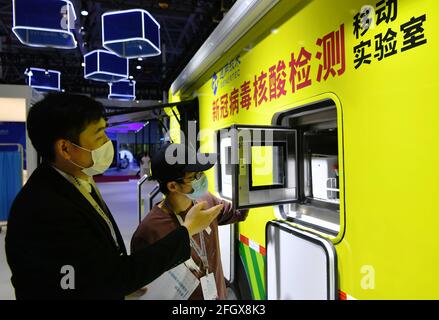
[225, 146, 232, 175]
[251, 145, 284, 188]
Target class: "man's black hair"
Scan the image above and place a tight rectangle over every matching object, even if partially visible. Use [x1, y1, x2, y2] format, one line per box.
[157, 173, 187, 195]
[27, 92, 105, 162]
[159, 182, 170, 195]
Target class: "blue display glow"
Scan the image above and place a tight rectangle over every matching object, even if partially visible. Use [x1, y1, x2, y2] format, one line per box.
[108, 80, 136, 100]
[84, 49, 129, 82]
[25, 67, 61, 91]
[102, 9, 161, 58]
[12, 0, 77, 49]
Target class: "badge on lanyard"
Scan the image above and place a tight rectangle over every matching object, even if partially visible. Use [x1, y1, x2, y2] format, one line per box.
[200, 272, 218, 300]
[184, 257, 201, 273]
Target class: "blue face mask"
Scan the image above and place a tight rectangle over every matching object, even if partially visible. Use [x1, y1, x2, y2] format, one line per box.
[185, 173, 208, 200]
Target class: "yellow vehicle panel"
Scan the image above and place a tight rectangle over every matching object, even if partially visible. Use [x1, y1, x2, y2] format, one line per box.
[170, 0, 439, 299]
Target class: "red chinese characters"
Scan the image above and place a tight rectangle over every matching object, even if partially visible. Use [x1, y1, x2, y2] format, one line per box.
[316, 24, 346, 81]
[253, 71, 268, 107]
[269, 60, 287, 100]
[240, 80, 252, 111]
[220, 94, 229, 119]
[212, 80, 253, 122]
[289, 47, 312, 93]
[229, 88, 239, 116]
[212, 98, 219, 122]
[210, 25, 349, 122]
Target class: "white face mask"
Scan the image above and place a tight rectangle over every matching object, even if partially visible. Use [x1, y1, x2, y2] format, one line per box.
[177, 173, 208, 201]
[185, 173, 208, 200]
[69, 140, 114, 176]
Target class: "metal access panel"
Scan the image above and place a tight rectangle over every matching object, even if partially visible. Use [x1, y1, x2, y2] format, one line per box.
[216, 125, 297, 209]
[266, 221, 337, 300]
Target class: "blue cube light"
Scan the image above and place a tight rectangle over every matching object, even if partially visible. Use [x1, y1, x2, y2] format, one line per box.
[12, 0, 77, 49]
[102, 9, 161, 58]
[25, 68, 61, 92]
[84, 50, 129, 82]
[108, 80, 136, 101]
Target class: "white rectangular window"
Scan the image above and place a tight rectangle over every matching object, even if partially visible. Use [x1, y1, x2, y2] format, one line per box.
[215, 99, 343, 236]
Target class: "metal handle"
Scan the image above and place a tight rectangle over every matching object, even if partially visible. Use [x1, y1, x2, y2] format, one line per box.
[148, 184, 161, 221]
[137, 174, 161, 224]
[137, 174, 149, 224]
[326, 178, 339, 199]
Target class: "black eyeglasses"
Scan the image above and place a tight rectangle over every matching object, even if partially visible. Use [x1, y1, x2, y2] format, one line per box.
[175, 172, 203, 183]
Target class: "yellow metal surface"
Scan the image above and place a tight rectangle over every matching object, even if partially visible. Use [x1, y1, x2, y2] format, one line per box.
[171, 0, 439, 299]
[165, 92, 182, 143]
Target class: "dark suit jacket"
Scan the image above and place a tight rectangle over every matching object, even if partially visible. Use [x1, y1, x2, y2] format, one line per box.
[5, 163, 190, 300]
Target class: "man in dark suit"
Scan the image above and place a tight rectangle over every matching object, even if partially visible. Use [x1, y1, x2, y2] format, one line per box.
[5, 93, 222, 299]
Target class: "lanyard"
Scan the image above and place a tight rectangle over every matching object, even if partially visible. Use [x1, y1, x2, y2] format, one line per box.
[164, 200, 209, 272]
[67, 175, 120, 250]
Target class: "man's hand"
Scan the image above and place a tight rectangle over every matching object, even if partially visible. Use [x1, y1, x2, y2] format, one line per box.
[183, 201, 223, 236]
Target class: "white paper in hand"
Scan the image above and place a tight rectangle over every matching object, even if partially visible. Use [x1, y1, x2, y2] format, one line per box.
[140, 262, 199, 300]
